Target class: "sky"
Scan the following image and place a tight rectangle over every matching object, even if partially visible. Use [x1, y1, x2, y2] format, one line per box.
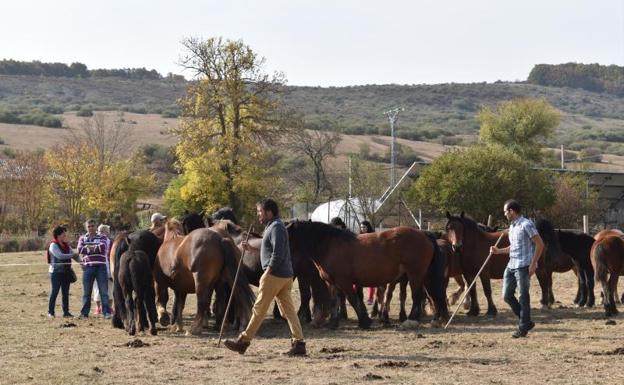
[1, 0, 622, 86]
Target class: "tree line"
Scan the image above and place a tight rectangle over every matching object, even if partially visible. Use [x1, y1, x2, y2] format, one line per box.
[528, 63, 624, 96]
[0, 59, 170, 80]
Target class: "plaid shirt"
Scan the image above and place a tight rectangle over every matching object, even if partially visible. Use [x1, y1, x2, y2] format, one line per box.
[507, 216, 538, 269]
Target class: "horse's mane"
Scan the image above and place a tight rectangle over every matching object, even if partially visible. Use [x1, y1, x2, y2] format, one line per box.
[448, 214, 481, 233]
[289, 220, 357, 242]
[211, 207, 238, 225]
[536, 218, 561, 255]
[164, 218, 184, 242]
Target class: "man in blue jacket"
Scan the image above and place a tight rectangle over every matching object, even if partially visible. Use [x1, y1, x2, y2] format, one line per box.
[224, 198, 306, 356]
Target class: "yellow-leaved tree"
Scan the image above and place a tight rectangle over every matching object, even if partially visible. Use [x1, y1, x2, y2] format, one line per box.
[167, 37, 296, 219]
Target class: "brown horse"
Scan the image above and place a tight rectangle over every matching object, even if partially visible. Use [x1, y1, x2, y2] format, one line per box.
[592, 229, 624, 316]
[445, 212, 509, 317]
[153, 219, 255, 334]
[287, 221, 449, 329]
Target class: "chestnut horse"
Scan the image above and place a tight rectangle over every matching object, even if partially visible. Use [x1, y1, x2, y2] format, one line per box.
[153, 219, 255, 335]
[445, 212, 509, 317]
[287, 221, 449, 329]
[592, 229, 624, 316]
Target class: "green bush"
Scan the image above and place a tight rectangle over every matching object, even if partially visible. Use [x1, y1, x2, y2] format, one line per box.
[76, 108, 93, 117]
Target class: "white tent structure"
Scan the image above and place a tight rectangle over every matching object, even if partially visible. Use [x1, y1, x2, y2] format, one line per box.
[310, 198, 380, 232]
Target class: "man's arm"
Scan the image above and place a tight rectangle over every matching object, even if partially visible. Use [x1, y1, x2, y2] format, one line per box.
[528, 234, 544, 276]
[267, 226, 287, 274]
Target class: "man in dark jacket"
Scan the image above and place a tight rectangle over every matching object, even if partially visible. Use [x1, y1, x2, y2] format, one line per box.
[224, 198, 306, 356]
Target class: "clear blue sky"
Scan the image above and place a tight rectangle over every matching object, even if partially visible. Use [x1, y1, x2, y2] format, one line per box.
[1, 0, 622, 86]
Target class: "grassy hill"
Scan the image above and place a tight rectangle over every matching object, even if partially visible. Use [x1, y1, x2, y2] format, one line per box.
[1, 73, 623, 156]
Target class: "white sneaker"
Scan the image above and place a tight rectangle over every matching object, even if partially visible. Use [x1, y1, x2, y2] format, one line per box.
[47, 313, 55, 319]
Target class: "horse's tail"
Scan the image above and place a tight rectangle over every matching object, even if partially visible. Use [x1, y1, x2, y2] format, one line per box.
[128, 250, 158, 333]
[425, 233, 450, 321]
[112, 235, 130, 329]
[220, 238, 256, 327]
[593, 241, 608, 283]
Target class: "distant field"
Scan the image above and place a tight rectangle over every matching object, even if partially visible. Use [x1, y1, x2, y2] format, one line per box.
[1, 111, 622, 171]
[2, 251, 624, 385]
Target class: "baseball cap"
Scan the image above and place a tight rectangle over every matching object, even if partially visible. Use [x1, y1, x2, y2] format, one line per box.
[151, 213, 167, 222]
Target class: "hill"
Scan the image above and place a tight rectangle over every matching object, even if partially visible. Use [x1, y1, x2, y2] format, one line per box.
[1, 68, 623, 156]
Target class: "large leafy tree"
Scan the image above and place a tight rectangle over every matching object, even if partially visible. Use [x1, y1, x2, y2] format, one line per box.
[406, 144, 555, 223]
[544, 173, 600, 228]
[168, 37, 295, 218]
[478, 98, 560, 163]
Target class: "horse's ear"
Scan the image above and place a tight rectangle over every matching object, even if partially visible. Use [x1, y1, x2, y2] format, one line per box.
[446, 211, 451, 220]
[460, 211, 465, 218]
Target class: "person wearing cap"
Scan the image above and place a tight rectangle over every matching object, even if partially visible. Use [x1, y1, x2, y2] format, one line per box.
[150, 212, 166, 232]
[92, 224, 113, 315]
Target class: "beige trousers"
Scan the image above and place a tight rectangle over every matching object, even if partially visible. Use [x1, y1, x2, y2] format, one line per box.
[241, 272, 304, 342]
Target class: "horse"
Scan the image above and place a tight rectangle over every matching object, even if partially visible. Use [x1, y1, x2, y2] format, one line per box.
[287, 220, 449, 329]
[445, 212, 509, 317]
[111, 230, 162, 329]
[118, 249, 158, 335]
[536, 219, 596, 307]
[591, 230, 624, 316]
[213, 218, 331, 325]
[153, 219, 255, 335]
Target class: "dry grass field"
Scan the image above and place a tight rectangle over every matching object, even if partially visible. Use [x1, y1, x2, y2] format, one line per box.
[1, 251, 624, 385]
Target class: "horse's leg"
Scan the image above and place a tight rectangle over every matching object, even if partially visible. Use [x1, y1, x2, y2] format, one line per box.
[399, 277, 408, 322]
[372, 285, 385, 318]
[124, 291, 136, 336]
[479, 274, 497, 317]
[577, 269, 588, 307]
[382, 282, 396, 325]
[155, 278, 171, 327]
[536, 268, 550, 309]
[586, 267, 596, 307]
[608, 273, 619, 316]
[297, 276, 312, 323]
[338, 291, 348, 320]
[173, 291, 187, 333]
[406, 280, 425, 321]
[326, 286, 341, 329]
[572, 267, 582, 305]
[145, 281, 158, 335]
[344, 287, 372, 329]
[136, 290, 147, 333]
[191, 282, 214, 335]
[464, 274, 480, 316]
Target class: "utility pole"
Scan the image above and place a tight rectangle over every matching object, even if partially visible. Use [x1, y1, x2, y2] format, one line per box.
[384, 107, 403, 187]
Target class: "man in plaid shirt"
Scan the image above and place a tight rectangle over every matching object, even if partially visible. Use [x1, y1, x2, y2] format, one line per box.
[491, 199, 544, 338]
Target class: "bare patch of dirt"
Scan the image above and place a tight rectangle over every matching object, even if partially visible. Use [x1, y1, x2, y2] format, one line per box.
[375, 361, 408, 368]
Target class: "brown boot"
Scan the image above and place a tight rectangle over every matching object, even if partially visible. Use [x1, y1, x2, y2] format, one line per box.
[285, 340, 307, 357]
[224, 335, 250, 355]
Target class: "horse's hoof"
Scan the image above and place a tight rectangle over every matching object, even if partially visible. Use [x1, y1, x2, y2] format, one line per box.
[466, 310, 479, 317]
[327, 319, 339, 330]
[359, 318, 373, 329]
[398, 320, 419, 330]
[159, 313, 170, 327]
[150, 328, 157, 336]
[430, 319, 442, 328]
[172, 325, 184, 333]
[541, 304, 550, 310]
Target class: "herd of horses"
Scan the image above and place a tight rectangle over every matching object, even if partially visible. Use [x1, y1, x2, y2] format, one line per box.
[107, 208, 624, 337]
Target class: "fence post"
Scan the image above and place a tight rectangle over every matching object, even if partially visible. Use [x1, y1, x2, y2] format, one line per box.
[583, 215, 589, 234]
[487, 215, 493, 228]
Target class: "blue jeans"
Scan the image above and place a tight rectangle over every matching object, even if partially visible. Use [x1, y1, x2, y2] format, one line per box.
[503, 266, 531, 332]
[49, 271, 71, 316]
[81, 264, 110, 316]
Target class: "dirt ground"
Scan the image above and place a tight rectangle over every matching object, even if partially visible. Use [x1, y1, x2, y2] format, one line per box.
[1, 251, 624, 385]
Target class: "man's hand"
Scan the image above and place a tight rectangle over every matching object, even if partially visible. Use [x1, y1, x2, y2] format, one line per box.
[490, 246, 500, 255]
[528, 263, 537, 277]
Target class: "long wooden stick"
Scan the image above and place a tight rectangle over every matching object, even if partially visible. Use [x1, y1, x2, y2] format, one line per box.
[444, 232, 506, 329]
[217, 225, 254, 347]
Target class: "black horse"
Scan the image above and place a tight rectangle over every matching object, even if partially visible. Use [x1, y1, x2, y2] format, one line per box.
[118, 249, 158, 335]
[111, 230, 162, 329]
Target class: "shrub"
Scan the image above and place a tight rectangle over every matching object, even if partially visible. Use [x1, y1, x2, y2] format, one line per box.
[76, 108, 93, 117]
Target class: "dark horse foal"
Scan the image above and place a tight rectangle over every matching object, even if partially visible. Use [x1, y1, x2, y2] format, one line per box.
[118, 250, 158, 335]
[287, 221, 449, 329]
[536, 219, 595, 308]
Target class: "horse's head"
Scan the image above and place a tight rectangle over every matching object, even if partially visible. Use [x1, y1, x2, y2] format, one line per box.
[445, 211, 465, 254]
[181, 212, 206, 234]
[210, 219, 244, 242]
[211, 207, 238, 225]
[164, 218, 184, 242]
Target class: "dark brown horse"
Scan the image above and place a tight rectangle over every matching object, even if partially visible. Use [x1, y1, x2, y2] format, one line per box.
[445, 212, 509, 317]
[287, 221, 449, 329]
[592, 229, 624, 316]
[153, 219, 255, 335]
[118, 249, 158, 335]
[535, 219, 596, 308]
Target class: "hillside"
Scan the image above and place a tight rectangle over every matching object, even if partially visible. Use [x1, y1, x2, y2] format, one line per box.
[1, 72, 623, 156]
